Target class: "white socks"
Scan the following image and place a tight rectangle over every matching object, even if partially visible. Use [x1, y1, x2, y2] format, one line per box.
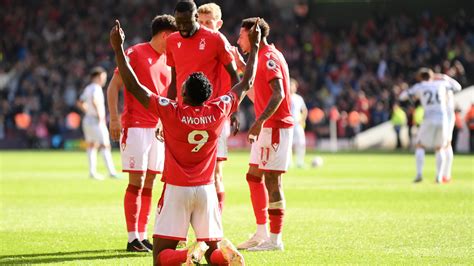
[435, 150, 446, 182]
[101, 148, 116, 175]
[270, 233, 282, 244]
[295, 144, 306, 167]
[128, 231, 139, 242]
[87, 147, 97, 177]
[443, 145, 453, 178]
[415, 148, 425, 177]
[256, 224, 269, 238]
[139, 232, 147, 241]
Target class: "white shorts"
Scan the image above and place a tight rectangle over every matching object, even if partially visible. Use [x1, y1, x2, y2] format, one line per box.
[153, 184, 223, 241]
[120, 128, 164, 174]
[292, 124, 306, 147]
[416, 121, 448, 149]
[217, 120, 230, 160]
[82, 116, 110, 146]
[249, 127, 293, 173]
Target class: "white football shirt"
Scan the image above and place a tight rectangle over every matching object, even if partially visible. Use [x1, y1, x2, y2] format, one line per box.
[290, 93, 306, 124]
[400, 78, 460, 124]
[80, 83, 105, 118]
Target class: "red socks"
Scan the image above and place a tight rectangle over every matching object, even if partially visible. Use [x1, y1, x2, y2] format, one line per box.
[210, 249, 227, 265]
[246, 174, 269, 225]
[124, 184, 141, 233]
[268, 208, 285, 234]
[138, 187, 152, 234]
[157, 248, 231, 265]
[217, 192, 225, 213]
[158, 249, 187, 266]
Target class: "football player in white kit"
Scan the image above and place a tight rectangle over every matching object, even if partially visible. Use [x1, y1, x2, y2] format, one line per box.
[77, 67, 118, 180]
[289, 78, 308, 168]
[434, 73, 461, 183]
[399, 68, 461, 183]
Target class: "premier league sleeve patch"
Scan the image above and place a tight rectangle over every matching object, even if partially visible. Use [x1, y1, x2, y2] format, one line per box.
[158, 97, 170, 106]
[266, 59, 277, 70]
[220, 95, 231, 103]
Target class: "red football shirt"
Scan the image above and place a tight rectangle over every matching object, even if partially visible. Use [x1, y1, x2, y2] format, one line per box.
[148, 91, 238, 186]
[114, 43, 171, 128]
[214, 32, 233, 97]
[253, 44, 293, 128]
[166, 27, 233, 104]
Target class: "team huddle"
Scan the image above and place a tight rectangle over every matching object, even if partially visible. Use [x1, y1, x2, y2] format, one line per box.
[75, 1, 462, 265]
[101, 1, 294, 265]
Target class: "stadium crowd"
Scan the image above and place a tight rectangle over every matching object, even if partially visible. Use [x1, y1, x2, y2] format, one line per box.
[1, 0, 473, 148]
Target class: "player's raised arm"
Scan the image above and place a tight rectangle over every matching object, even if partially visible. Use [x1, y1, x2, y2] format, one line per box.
[166, 67, 177, 100]
[110, 20, 153, 108]
[231, 18, 261, 103]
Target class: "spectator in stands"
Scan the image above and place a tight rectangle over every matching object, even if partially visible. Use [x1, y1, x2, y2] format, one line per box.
[0, 1, 472, 147]
[391, 103, 407, 149]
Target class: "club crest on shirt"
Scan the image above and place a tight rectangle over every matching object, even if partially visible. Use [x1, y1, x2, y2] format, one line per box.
[177, 42, 182, 48]
[266, 59, 277, 70]
[199, 38, 206, 50]
[159, 97, 170, 106]
[272, 142, 279, 151]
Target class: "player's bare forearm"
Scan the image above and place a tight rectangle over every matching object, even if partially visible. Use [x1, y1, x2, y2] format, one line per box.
[232, 46, 258, 102]
[106, 73, 123, 121]
[76, 100, 86, 113]
[255, 78, 284, 123]
[225, 62, 240, 86]
[166, 68, 177, 100]
[106, 73, 123, 141]
[231, 18, 261, 102]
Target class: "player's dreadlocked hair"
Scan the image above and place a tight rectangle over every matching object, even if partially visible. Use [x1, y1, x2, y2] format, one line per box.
[151, 14, 177, 37]
[184, 72, 213, 105]
[241, 17, 270, 40]
[175, 0, 197, 13]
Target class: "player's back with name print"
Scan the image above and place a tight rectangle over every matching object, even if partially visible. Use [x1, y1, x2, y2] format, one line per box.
[410, 80, 448, 122]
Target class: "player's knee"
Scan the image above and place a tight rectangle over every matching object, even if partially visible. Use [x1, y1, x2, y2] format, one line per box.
[144, 174, 156, 188]
[128, 173, 145, 187]
[247, 165, 263, 177]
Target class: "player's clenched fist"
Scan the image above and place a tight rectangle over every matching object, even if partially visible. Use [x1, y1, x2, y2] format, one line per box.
[110, 20, 125, 51]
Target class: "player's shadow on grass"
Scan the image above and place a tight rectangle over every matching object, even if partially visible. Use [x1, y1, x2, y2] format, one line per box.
[0, 249, 148, 264]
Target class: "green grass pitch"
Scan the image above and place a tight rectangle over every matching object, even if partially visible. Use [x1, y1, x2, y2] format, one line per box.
[0, 150, 473, 265]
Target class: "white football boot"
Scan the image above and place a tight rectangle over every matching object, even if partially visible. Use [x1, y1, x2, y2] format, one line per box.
[247, 239, 284, 251]
[236, 234, 268, 250]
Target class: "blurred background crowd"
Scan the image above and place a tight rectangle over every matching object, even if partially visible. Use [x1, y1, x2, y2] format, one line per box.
[1, 0, 473, 148]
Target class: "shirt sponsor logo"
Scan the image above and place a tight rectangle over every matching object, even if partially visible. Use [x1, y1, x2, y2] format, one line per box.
[181, 115, 216, 125]
[199, 38, 206, 50]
